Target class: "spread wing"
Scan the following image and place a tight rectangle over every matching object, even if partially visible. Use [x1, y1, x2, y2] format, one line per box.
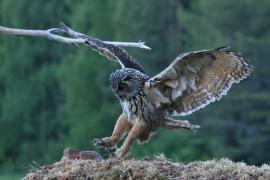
[146, 46, 253, 116]
[59, 22, 146, 74]
[85, 37, 147, 74]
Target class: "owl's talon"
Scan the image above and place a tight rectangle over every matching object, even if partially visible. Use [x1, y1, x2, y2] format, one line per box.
[113, 148, 127, 158]
[187, 124, 200, 132]
[92, 138, 106, 147]
[109, 151, 116, 158]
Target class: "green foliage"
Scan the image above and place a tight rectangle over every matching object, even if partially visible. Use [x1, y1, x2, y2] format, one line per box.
[0, 0, 70, 171]
[114, 0, 182, 74]
[176, 0, 270, 165]
[58, 0, 120, 151]
[0, 0, 269, 175]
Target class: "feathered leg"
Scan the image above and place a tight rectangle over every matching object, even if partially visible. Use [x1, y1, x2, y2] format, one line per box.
[92, 113, 131, 148]
[114, 123, 143, 158]
[163, 117, 200, 131]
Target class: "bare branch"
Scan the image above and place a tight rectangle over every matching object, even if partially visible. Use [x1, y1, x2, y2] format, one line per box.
[0, 26, 84, 44]
[0, 25, 151, 50]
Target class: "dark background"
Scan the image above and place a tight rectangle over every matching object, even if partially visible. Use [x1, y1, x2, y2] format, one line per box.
[0, 0, 269, 178]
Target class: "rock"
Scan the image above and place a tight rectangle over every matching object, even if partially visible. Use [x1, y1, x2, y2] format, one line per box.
[62, 148, 102, 161]
[62, 148, 80, 160]
[80, 151, 102, 161]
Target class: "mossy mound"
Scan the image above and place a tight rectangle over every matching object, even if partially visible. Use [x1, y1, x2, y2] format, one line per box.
[24, 155, 270, 180]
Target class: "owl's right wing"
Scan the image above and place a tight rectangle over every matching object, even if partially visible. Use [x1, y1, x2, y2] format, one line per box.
[145, 47, 253, 116]
[84, 36, 147, 74]
[59, 23, 146, 74]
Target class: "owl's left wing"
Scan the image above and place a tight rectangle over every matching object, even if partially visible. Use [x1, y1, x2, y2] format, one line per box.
[145, 46, 253, 116]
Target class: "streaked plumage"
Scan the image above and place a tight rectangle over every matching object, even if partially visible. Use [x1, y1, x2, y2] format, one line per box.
[84, 34, 253, 157]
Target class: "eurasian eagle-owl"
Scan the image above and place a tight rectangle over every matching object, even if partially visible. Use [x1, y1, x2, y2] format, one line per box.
[84, 35, 253, 158]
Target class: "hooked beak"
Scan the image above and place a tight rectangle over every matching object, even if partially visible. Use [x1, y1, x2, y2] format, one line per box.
[117, 91, 125, 98]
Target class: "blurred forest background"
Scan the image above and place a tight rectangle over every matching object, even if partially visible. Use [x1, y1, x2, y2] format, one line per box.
[0, 0, 269, 177]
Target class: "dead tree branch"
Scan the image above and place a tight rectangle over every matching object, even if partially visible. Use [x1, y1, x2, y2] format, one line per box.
[0, 23, 151, 50]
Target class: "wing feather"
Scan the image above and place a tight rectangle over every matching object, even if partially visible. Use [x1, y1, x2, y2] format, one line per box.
[146, 47, 253, 116]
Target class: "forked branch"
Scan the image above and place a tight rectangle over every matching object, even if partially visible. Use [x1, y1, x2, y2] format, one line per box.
[0, 23, 151, 50]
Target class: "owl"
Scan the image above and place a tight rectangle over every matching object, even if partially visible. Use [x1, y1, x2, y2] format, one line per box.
[85, 36, 253, 158]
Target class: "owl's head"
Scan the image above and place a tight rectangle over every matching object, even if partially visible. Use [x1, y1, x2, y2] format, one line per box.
[110, 68, 150, 99]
